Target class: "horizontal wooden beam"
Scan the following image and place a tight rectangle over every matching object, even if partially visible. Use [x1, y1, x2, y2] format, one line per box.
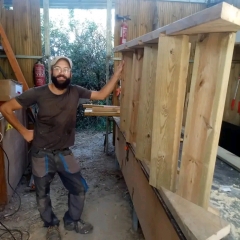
[113, 2, 240, 52]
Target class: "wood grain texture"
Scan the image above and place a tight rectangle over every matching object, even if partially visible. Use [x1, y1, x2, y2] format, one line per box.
[149, 35, 190, 192]
[125, 49, 143, 143]
[0, 0, 41, 88]
[160, 187, 230, 240]
[177, 32, 236, 209]
[120, 52, 133, 133]
[135, 45, 158, 167]
[114, 2, 240, 52]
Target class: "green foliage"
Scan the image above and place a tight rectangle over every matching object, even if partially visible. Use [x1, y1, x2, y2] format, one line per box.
[41, 10, 114, 131]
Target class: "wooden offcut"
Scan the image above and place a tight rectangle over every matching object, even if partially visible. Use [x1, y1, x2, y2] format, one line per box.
[135, 45, 158, 166]
[149, 35, 190, 192]
[177, 32, 236, 209]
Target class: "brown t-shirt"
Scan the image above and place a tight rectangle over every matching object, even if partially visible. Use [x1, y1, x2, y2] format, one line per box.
[15, 84, 91, 150]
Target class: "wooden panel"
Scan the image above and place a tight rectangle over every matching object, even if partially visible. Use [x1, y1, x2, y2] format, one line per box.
[113, 2, 240, 52]
[125, 49, 143, 143]
[0, 23, 29, 90]
[149, 35, 190, 192]
[115, 125, 180, 240]
[177, 32, 236, 209]
[156, 2, 206, 28]
[135, 45, 158, 166]
[120, 52, 133, 133]
[0, 0, 41, 88]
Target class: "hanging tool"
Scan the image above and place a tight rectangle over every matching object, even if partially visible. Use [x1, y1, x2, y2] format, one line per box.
[231, 76, 240, 112]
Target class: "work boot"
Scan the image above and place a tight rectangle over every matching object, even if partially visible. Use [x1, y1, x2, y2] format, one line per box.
[46, 226, 61, 240]
[64, 219, 93, 234]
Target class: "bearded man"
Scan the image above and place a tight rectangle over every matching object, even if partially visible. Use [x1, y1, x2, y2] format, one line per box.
[0, 56, 124, 240]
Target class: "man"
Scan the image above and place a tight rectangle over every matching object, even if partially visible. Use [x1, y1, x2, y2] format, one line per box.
[0, 56, 124, 240]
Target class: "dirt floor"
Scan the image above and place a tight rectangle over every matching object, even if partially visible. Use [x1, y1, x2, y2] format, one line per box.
[210, 158, 240, 240]
[0, 131, 145, 240]
[1, 131, 240, 240]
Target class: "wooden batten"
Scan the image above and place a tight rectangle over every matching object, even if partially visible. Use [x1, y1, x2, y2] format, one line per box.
[177, 32, 236, 209]
[149, 35, 190, 192]
[135, 44, 158, 167]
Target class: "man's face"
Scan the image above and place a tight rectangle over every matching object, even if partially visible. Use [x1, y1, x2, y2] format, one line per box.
[51, 59, 72, 90]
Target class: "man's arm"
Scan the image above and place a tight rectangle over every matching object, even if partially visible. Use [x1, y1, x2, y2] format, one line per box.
[90, 61, 124, 100]
[0, 99, 33, 142]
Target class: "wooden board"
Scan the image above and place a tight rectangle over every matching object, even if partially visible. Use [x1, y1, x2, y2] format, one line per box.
[217, 146, 240, 172]
[149, 35, 190, 192]
[135, 45, 158, 167]
[177, 32, 236, 209]
[125, 49, 143, 143]
[84, 109, 120, 117]
[120, 52, 133, 133]
[115, 124, 180, 240]
[160, 187, 230, 240]
[113, 2, 240, 53]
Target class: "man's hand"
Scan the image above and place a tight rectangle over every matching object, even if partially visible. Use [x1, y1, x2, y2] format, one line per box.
[115, 60, 125, 76]
[22, 130, 34, 142]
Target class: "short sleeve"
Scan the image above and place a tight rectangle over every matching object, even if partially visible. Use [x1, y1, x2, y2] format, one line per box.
[15, 88, 37, 108]
[75, 85, 91, 99]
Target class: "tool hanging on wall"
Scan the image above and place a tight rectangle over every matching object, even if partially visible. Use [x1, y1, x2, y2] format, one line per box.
[231, 75, 240, 113]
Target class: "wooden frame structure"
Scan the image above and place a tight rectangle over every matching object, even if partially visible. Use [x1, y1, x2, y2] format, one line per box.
[114, 2, 240, 239]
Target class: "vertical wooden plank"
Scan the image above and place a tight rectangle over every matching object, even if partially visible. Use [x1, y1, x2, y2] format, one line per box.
[125, 49, 144, 144]
[120, 52, 133, 133]
[177, 32, 236, 209]
[149, 35, 190, 192]
[135, 45, 158, 167]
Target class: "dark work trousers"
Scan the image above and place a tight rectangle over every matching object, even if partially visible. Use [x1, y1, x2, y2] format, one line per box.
[31, 147, 88, 227]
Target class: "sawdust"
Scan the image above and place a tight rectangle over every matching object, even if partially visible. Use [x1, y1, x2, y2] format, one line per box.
[210, 160, 240, 240]
[0, 131, 144, 240]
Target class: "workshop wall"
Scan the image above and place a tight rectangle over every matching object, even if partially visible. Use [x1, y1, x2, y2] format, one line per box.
[0, 0, 42, 88]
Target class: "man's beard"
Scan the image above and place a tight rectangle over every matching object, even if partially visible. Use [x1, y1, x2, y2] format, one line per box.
[51, 74, 71, 90]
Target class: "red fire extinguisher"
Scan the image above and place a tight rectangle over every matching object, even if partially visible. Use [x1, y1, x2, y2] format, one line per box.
[34, 60, 46, 87]
[120, 18, 128, 45]
[117, 15, 131, 45]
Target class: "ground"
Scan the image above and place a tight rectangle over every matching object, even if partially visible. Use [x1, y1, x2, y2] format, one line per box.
[211, 159, 240, 240]
[0, 131, 144, 240]
[0, 131, 240, 240]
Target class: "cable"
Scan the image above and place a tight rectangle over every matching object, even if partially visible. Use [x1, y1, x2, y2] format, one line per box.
[0, 221, 17, 240]
[0, 145, 30, 240]
[0, 145, 21, 217]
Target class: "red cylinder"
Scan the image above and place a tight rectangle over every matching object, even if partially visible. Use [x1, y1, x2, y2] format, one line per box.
[34, 61, 46, 87]
[120, 20, 128, 45]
